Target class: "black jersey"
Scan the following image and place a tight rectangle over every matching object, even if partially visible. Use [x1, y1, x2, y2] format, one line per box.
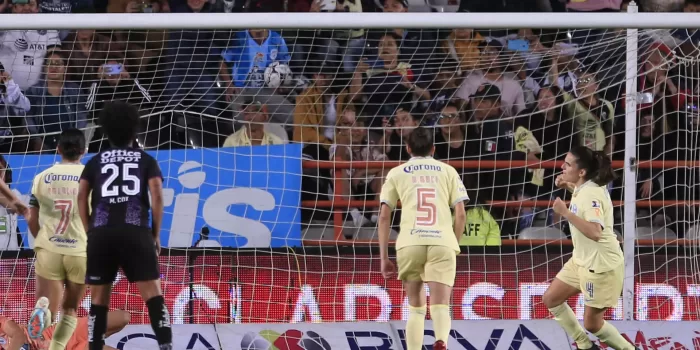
[80, 148, 162, 230]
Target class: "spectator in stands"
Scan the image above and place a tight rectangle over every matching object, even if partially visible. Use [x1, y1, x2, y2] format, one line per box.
[0, 0, 61, 90]
[456, 40, 526, 117]
[423, 57, 462, 114]
[85, 56, 154, 151]
[381, 106, 420, 161]
[63, 28, 109, 88]
[638, 43, 685, 116]
[512, 60, 540, 109]
[350, 32, 430, 120]
[433, 101, 467, 160]
[549, 60, 614, 154]
[293, 64, 350, 150]
[221, 29, 294, 125]
[463, 84, 524, 235]
[459, 175, 501, 246]
[25, 51, 88, 151]
[162, 0, 228, 121]
[513, 85, 575, 229]
[332, 109, 387, 227]
[0, 68, 32, 153]
[441, 28, 483, 73]
[222, 99, 284, 147]
[107, 0, 169, 12]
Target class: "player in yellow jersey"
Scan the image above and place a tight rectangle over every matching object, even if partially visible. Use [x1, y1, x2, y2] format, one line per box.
[378, 127, 469, 350]
[27, 129, 88, 350]
[544, 146, 637, 350]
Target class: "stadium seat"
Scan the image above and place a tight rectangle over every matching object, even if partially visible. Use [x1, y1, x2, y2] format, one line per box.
[518, 227, 566, 240]
[635, 226, 677, 240]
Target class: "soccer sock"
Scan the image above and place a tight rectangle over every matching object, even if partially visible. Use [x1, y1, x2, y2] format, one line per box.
[146, 296, 172, 348]
[88, 304, 108, 350]
[405, 306, 426, 350]
[548, 304, 593, 349]
[49, 314, 78, 350]
[430, 304, 451, 344]
[594, 321, 635, 350]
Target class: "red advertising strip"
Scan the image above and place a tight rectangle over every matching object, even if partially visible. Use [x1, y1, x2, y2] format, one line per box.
[0, 254, 698, 324]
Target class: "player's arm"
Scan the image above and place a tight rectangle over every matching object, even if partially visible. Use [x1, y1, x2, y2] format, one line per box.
[0, 179, 27, 216]
[378, 173, 398, 264]
[27, 177, 40, 238]
[149, 177, 164, 243]
[77, 179, 92, 232]
[1, 318, 28, 350]
[453, 201, 466, 244]
[448, 168, 469, 243]
[554, 196, 603, 242]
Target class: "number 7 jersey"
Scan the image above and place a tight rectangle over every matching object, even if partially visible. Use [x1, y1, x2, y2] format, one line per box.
[30, 163, 87, 257]
[380, 157, 469, 253]
[80, 148, 162, 230]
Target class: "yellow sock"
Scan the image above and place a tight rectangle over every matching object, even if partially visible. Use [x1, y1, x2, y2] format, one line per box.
[406, 306, 426, 350]
[430, 304, 451, 344]
[594, 321, 635, 350]
[549, 304, 593, 349]
[49, 315, 77, 350]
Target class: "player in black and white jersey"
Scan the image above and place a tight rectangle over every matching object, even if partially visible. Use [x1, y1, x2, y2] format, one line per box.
[77, 101, 172, 350]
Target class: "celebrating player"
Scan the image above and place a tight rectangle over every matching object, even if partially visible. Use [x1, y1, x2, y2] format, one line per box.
[0, 308, 130, 350]
[378, 127, 469, 350]
[27, 129, 88, 348]
[77, 101, 172, 350]
[544, 146, 635, 350]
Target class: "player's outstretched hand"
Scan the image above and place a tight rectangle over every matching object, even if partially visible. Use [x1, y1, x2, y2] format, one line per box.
[552, 197, 568, 215]
[554, 175, 574, 192]
[380, 258, 396, 279]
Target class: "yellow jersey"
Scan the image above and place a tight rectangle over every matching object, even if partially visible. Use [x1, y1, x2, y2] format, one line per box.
[569, 180, 622, 272]
[29, 163, 86, 257]
[459, 207, 501, 246]
[380, 157, 469, 253]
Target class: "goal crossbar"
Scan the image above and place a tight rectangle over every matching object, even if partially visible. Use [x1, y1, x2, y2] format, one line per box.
[1, 12, 700, 30]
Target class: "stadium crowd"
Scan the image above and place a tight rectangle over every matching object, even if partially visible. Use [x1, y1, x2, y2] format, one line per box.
[0, 0, 699, 241]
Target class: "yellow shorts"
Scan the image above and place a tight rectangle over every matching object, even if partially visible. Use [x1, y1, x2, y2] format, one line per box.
[34, 248, 86, 285]
[396, 245, 457, 287]
[556, 258, 623, 309]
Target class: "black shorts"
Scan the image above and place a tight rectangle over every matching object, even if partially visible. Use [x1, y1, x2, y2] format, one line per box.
[86, 225, 160, 285]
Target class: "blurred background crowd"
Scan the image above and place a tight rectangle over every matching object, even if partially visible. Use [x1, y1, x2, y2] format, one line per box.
[0, 0, 699, 243]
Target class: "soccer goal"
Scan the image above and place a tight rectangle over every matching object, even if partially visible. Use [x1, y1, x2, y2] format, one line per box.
[0, 5, 699, 348]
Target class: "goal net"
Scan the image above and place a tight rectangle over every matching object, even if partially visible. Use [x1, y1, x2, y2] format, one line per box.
[0, 14, 699, 333]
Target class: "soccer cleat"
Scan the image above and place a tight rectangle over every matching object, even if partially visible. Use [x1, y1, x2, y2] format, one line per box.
[27, 297, 51, 340]
[433, 340, 446, 350]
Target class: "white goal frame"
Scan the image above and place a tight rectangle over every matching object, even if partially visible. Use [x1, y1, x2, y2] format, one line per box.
[2, 0, 700, 322]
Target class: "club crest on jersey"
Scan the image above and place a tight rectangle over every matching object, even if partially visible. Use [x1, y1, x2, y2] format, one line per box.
[570, 204, 578, 214]
[592, 200, 600, 208]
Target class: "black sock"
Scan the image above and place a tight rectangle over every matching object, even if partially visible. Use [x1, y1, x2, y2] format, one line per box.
[88, 304, 108, 350]
[146, 295, 172, 348]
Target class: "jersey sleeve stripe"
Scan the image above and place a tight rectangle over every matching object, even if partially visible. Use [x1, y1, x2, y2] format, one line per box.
[451, 196, 470, 208]
[380, 199, 395, 210]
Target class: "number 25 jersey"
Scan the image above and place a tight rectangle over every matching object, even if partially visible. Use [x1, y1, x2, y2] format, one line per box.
[380, 157, 469, 253]
[80, 148, 162, 230]
[30, 163, 86, 257]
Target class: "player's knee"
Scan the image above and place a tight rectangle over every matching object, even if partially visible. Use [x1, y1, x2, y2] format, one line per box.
[583, 315, 603, 333]
[116, 310, 131, 329]
[541, 291, 561, 309]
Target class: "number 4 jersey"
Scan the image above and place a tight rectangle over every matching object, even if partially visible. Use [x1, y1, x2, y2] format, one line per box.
[380, 157, 470, 253]
[81, 148, 162, 230]
[30, 163, 86, 256]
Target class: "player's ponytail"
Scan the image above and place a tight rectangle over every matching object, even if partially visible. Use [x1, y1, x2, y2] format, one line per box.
[590, 150, 617, 186]
[570, 146, 617, 186]
[57, 128, 86, 161]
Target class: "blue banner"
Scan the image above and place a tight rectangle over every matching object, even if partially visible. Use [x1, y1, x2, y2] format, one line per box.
[5, 144, 303, 248]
